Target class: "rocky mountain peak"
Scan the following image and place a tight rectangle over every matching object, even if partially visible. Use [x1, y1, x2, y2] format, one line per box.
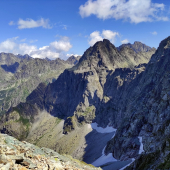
[72, 39, 132, 72]
[118, 41, 155, 53]
[66, 55, 81, 65]
[45, 57, 51, 61]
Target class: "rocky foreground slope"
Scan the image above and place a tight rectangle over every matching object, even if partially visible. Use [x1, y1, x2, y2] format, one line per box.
[0, 133, 100, 170]
[0, 39, 161, 169]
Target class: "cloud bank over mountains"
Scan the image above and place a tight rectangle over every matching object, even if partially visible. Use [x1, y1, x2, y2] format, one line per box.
[0, 36, 72, 60]
[79, 0, 168, 23]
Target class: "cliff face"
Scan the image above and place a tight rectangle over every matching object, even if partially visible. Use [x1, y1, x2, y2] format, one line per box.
[0, 38, 163, 168]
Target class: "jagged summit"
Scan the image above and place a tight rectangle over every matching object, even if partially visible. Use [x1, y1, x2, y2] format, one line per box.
[72, 39, 155, 72]
[66, 55, 81, 65]
[45, 57, 51, 61]
[17, 54, 32, 60]
[72, 39, 134, 72]
[118, 41, 156, 53]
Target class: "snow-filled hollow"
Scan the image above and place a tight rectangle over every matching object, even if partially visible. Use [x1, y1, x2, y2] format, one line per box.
[91, 122, 117, 133]
[90, 122, 118, 167]
[92, 147, 118, 167]
[138, 136, 144, 154]
[119, 158, 135, 170]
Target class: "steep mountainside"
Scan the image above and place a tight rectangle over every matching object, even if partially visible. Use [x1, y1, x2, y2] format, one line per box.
[0, 39, 156, 169]
[105, 36, 170, 169]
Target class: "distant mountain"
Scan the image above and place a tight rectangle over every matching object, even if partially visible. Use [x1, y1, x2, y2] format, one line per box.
[117, 41, 156, 53]
[118, 45, 156, 67]
[17, 54, 32, 60]
[0, 54, 73, 115]
[45, 57, 51, 61]
[0, 52, 20, 65]
[66, 55, 81, 65]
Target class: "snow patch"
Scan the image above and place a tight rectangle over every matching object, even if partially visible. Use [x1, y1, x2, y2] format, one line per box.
[138, 136, 144, 154]
[91, 122, 117, 133]
[92, 146, 118, 167]
[119, 158, 135, 170]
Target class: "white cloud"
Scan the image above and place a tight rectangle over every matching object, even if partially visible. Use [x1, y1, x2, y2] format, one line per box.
[79, 0, 168, 23]
[89, 31, 103, 46]
[30, 48, 60, 59]
[30, 37, 72, 60]
[9, 21, 15, 25]
[0, 36, 72, 60]
[121, 39, 129, 44]
[102, 30, 119, 41]
[151, 31, 157, 35]
[17, 18, 51, 29]
[89, 30, 119, 46]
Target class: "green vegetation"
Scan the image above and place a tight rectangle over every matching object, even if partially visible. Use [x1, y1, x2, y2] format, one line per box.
[18, 115, 29, 125]
[75, 105, 96, 124]
[133, 151, 160, 170]
[157, 153, 170, 169]
[23, 88, 30, 99]
[63, 116, 77, 134]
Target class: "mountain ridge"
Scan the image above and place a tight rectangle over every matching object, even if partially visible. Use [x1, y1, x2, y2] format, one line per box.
[117, 41, 156, 53]
[0, 38, 162, 170]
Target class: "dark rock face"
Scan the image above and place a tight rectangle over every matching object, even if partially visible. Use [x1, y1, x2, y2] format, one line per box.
[1, 62, 19, 73]
[0, 38, 164, 167]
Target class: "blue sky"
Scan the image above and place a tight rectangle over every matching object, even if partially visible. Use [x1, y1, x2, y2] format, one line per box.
[0, 0, 170, 60]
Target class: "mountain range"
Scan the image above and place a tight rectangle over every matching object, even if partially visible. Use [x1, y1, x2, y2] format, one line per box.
[1, 38, 169, 169]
